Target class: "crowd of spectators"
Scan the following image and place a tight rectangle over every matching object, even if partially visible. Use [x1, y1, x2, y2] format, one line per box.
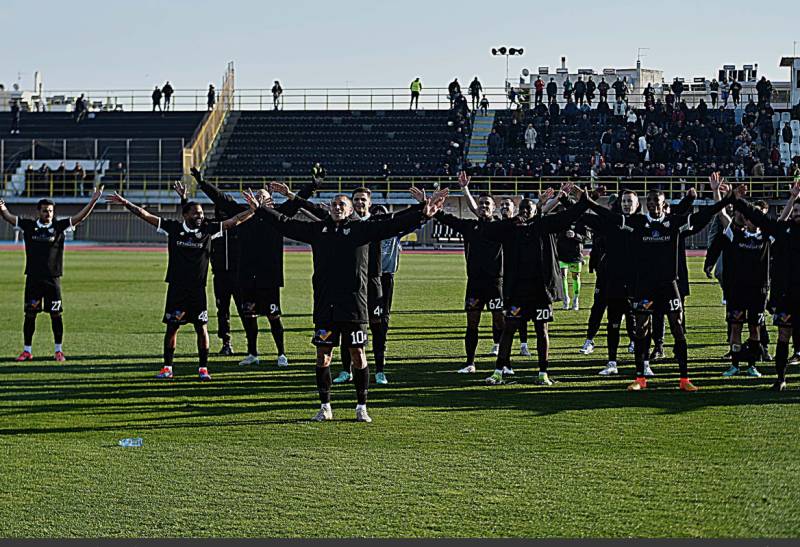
[24, 162, 94, 195]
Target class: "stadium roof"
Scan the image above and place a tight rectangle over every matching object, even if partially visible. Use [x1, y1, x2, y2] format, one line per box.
[779, 57, 798, 67]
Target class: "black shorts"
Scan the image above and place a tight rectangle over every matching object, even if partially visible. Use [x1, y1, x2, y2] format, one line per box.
[24, 277, 63, 314]
[465, 279, 503, 312]
[773, 294, 800, 328]
[726, 289, 768, 325]
[240, 286, 281, 318]
[163, 284, 208, 326]
[632, 282, 683, 315]
[504, 290, 553, 324]
[312, 322, 369, 349]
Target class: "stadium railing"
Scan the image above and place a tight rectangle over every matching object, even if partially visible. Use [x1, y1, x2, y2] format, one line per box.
[15, 86, 792, 113]
[4, 173, 795, 202]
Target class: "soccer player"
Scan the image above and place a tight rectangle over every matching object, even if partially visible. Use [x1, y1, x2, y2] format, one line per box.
[556, 216, 589, 311]
[175, 180, 241, 355]
[587, 186, 735, 391]
[434, 174, 505, 374]
[107, 192, 255, 380]
[578, 190, 637, 375]
[732, 179, 800, 390]
[191, 168, 318, 367]
[334, 187, 393, 385]
[243, 189, 445, 422]
[0, 187, 104, 361]
[483, 184, 591, 386]
[499, 196, 530, 356]
[708, 176, 768, 378]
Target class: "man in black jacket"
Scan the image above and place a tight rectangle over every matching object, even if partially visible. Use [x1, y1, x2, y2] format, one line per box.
[482, 184, 590, 386]
[546, 78, 557, 104]
[733, 179, 800, 390]
[191, 168, 319, 367]
[244, 189, 445, 422]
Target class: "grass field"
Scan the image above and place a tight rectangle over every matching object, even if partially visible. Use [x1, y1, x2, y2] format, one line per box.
[0, 248, 799, 538]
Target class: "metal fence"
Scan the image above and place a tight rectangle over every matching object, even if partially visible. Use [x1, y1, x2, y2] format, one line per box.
[13, 85, 791, 113]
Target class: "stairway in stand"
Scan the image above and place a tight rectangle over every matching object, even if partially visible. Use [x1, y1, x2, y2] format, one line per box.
[465, 110, 495, 166]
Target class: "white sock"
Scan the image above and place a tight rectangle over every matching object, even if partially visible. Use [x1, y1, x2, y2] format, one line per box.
[321, 403, 331, 411]
[608, 361, 617, 367]
[539, 371, 547, 376]
[356, 404, 366, 411]
[54, 344, 63, 353]
[24, 345, 32, 353]
[520, 342, 528, 348]
[495, 368, 504, 374]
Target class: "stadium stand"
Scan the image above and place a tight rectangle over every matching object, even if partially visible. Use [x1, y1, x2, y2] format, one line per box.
[207, 109, 468, 183]
[0, 111, 205, 195]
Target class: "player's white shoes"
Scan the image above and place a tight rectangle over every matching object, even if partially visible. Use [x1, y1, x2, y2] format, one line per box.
[355, 407, 372, 423]
[457, 364, 477, 374]
[490, 343, 500, 356]
[572, 297, 580, 311]
[311, 406, 333, 422]
[643, 362, 655, 377]
[598, 361, 618, 375]
[628, 341, 636, 354]
[562, 298, 570, 310]
[519, 343, 531, 356]
[502, 366, 515, 376]
[239, 354, 259, 366]
[277, 354, 289, 367]
[535, 372, 554, 386]
[579, 339, 595, 355]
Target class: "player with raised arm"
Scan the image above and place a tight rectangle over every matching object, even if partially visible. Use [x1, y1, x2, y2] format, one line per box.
[0, 187, 104, 361]
[244, 188, 445, 422]
[708, 174, 769, 378]
[578, 190, 637, 375]
[482, 183, 590, 386]
[433, 172, 505, 373]
[191, 168, 319, 368]
[732, 178, 800, 390]
[499, 196, 531, 356]
[587, 186, 735, 391]
[107, 192, 254, 380]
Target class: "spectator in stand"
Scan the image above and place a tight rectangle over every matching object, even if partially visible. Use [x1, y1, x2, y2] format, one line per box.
[447, 78, 461, 107]
[709, 78, 719, 107]
[596, 98, 610, 127]
[586, 76, 596, 106]
[574, 76, 586, 106]
[74, 94, 87, 124]
[479, 95, 489, 115]
[487, 128, 502, 160]
[524, 123, 537, 151]
[613, 97, 626, 117]
[626, 107, 638, 132]
[670, 78, 683, 103]
[162, 81, 174, 111]
[783, 122, 794, 145]
[558, 135, 570, 164]
[598, 77, 609, 103]
[152, 86, 163, 112]
[563, 76, 573, 103]
[272, 81, 283, 110]
[564, 99, 579, 124]
[612, 77, 626, 103]
[468, 77, 483, 110]
[756, 76, 771, 105]
[381, 163, 391, 181]
[600, 128, 613, 158]
[207, 84, 216, 110]
[507, 86, 518, 108]
[9, 100, 20, 134]
[638, 133, 648, 160]
[548, 98, 560, 121]
[546, 77, 558, 104]
[730, 79, 742, 107]
[311, 162, 326, 180]
[643, 83, 655, 106]
[534, 76, 544, 105]
[409, 77, 422, 109]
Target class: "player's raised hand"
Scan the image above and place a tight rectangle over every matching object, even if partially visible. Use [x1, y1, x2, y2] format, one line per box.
[269, 181, 291, 196]
[242, 189, 259, 210]
[790, 179, 800, 199]
[106, 191, 127, 205]
[430, 187, 449, 207]
[172, 181, 187, 200]
[573, 185, 585, 201]
[457, 171, 470, 188]
[422, 191, 446, 217]
[409, 186, 426, 203]
[735, 184, 748, 199]
[559, 182, 574, 197]
[0, 199, 7, 211]
[687, 187, 698, 199]
[541, 187, 555, 203]
[708, 171, 724, 191]
[190, 167, 203, 183]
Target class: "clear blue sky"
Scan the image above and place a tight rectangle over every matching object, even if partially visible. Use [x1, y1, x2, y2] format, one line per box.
[2, 0, 797, 91]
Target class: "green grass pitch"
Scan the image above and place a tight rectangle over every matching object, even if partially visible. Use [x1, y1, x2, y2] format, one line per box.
[0, 249, 799, 538]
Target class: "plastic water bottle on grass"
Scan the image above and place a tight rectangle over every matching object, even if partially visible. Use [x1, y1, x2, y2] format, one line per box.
[118, 437, 143, 447]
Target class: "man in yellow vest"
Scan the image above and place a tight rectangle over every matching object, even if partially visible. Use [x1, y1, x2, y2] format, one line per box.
[409, 78, 422, 110]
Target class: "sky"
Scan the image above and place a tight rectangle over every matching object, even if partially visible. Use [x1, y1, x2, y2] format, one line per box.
[2, 0, 798, 93]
